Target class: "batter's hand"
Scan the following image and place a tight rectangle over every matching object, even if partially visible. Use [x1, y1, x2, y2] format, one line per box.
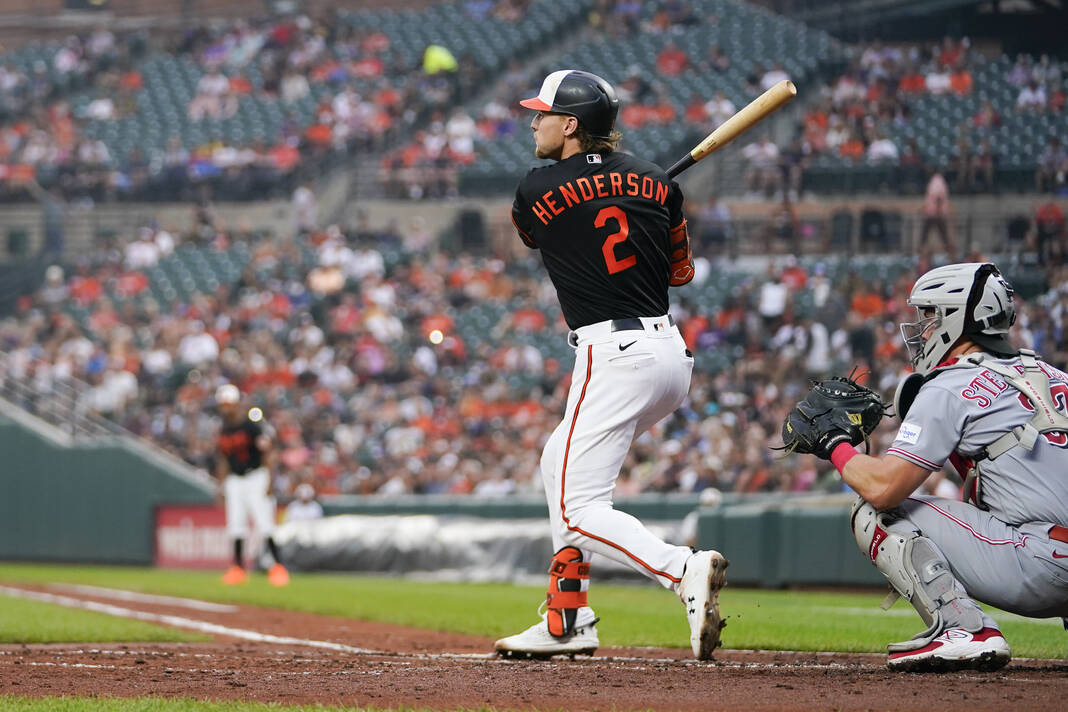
[668, 219, 694, 287]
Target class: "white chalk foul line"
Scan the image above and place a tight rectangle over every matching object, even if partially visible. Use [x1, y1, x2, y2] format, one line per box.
[0, 585, 381, 656]
[51, 584, 239, 613]
[17, 584, 1057, 670]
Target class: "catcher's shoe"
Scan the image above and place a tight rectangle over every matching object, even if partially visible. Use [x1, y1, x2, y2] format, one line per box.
[678, 549, 729, 660]
[887, 627, 1010, 672]
[221, 565, 248, 586]
[494, 614, 599, 660]
[267, 563, 290, 587]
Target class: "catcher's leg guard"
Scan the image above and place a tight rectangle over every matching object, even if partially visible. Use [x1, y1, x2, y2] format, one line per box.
[851, 499, 984, 651]
[545, 546, 590, 637]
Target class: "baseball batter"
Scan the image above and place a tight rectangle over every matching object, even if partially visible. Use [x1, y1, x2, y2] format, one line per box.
[819, 263, 1068, 670]
[215, 384, 289, 587]
[494, 70, 728, 660]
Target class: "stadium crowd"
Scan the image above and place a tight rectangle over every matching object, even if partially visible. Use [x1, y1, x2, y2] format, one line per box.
[0, 10, 488, 203]
[3, 206, 1066, 501]
[786, 38, 1068, 196]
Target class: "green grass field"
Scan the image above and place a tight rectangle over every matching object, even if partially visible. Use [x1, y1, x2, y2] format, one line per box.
[0, 594, 206, 644]
[0, 562, 1064, 659]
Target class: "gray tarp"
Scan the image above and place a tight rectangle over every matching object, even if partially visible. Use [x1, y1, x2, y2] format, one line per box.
[273, 514, 692, 584]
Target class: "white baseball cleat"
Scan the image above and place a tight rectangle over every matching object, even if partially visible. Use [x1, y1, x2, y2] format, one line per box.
[494, 615, 599, 660]
[677, 549, 729, 660]
[887, 626, 1011, 672]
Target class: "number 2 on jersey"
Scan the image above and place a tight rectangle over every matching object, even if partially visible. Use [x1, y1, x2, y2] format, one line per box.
[1017, 382, 1068, 447]
[596, 206, 636, 275]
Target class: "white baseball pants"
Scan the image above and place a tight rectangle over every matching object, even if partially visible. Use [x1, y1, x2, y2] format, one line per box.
[223, 466, 276, 539]
[540, 315, 694, 589]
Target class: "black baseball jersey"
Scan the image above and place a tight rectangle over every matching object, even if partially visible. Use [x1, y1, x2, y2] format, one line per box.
[512, 151, 685, 329]
[217, 416, 266, 475]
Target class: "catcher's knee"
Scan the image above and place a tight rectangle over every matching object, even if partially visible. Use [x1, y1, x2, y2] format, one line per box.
[851, 498, 981, 635]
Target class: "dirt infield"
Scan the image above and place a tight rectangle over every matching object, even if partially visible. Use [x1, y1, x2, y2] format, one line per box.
[1, 584, 1066, 711]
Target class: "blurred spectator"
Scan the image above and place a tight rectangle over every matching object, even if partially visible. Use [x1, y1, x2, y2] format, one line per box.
[971, 98, 1001, 129]
[189, 67, 234, 120]
[742, 135, 780, 199]
[124, 227, 162, 269]
[779, 136, 808, 201]
[948, 136, 972, 193]
[445, 107, 477, 163]
[919, 168, 954, 257]
[925, 61, 951, 96]
[694, 195, 733, 253]
[866, 133, 898, 165]
[1036, 136, 1067, 193]
[292, 181, 318, 233]
[765, 199, 801, 254]
[1034, 199, 1066, 266]
[1007, 54, 1034, 87]
[702, 44, 731, 74]
[969, 137, 996, 194]
[760, 63, 790, 92]
[656, 40, 689, 76]
[949, 63, 973, 95]
[280, 69, 310, 104]
[1016, 79, 1047, 113]
[284, 482, 324, 522]
[898, 137, 926, 194]
[703, 91, 735, 128]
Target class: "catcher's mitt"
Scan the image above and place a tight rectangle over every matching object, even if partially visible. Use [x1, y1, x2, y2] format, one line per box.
[778, 373, 888, 460]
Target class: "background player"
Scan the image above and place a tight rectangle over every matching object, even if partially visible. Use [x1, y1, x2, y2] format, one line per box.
[215, 384, 290, 587]
[803, 263, 1068, 670]
[494, 70, 728, 661]
[285, 482, 325, 523]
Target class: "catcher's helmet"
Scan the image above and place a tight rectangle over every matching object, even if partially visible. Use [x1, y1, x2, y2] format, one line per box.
[520, 70, 619, 139]
[900, 262, 1016, 375]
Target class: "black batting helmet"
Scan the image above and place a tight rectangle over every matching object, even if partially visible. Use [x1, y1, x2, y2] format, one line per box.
[520, 70, 620, 139]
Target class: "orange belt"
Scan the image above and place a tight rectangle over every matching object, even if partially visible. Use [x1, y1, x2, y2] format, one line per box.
[1049, 525, 1068, 544]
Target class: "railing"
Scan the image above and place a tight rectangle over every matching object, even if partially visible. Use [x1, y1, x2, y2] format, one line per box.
[0, 347, 211, 485]
[0, 362, 126, 441]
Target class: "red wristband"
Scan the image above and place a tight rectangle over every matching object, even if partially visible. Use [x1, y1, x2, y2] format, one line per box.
[830, 442, 858, 473]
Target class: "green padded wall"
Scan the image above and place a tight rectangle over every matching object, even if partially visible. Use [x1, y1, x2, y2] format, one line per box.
[0, 420, 212, 564]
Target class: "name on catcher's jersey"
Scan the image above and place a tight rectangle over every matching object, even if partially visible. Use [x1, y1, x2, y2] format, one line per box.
[886, 356, 1068, 526]
[512, 151, 685, 329]
[218, 417, 266, 475]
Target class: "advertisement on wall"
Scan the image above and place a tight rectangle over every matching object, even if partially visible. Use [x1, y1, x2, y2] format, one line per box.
[155, 505, 230, 569]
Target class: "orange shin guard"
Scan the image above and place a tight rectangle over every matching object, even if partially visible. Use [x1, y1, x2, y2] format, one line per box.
[545, 546, 590, 637]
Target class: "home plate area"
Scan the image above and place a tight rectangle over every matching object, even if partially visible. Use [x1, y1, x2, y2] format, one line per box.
[0, 584, 1065, 711]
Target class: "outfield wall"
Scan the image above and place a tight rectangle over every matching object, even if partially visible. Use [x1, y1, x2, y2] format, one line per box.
[307, 493, 884, 587]
[0, 410, 881, 585]
[0, 418, 212, 564]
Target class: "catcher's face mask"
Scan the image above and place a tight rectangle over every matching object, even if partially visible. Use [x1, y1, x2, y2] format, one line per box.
[899, 307, 939, 366]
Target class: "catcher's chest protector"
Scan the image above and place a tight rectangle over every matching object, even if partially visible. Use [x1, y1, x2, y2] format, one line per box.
[947, 350, 1068, 507]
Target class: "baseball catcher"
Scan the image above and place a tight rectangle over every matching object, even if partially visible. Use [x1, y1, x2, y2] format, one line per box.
[779, 263, 1068, 672]
[779, 372, 887, 459]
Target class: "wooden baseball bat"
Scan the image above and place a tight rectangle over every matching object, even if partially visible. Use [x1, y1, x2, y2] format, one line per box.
[666, 79, 797, 178]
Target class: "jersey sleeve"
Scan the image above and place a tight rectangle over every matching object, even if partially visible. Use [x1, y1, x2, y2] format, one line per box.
[667, 179, 685, 230]
[246, 418, 265, 439]
[885, 384, 964, 471]
[511, 184, 538, 250]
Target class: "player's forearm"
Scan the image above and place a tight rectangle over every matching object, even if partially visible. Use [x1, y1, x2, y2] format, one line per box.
[838, 452, 902, 508]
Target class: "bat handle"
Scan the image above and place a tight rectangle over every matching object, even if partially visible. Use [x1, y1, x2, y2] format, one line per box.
[666, 154, 695, 179]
